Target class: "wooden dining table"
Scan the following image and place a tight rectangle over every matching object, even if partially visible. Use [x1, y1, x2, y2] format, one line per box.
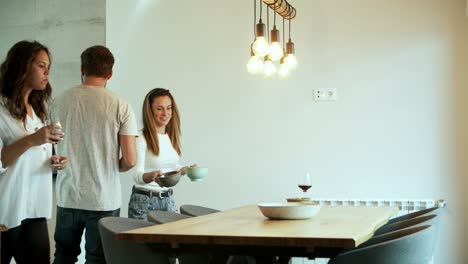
[118, 205, 399, 263]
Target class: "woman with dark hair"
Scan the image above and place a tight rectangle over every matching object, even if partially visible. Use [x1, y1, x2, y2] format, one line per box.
[128, 88, 196, 219]
[0, 40, 67, 263]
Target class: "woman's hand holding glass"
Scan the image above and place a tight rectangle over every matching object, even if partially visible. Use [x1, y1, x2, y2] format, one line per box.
[44, 120, 67, 170]
[50, 155, 68, 170]
[28, 121, 64, 146]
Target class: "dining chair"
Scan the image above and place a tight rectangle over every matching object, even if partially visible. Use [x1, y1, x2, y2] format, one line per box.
[98, 217, 169, 264]
[328, 225, 436, 264]
[146, 211, 214, 264]
[373, 214, 439, 237]
[147, 210, 193, 224]
[180, 204, 220, 216]
[385, 206, 441, 225]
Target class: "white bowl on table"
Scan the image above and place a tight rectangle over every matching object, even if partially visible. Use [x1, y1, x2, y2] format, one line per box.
[257, 202, 321, 220]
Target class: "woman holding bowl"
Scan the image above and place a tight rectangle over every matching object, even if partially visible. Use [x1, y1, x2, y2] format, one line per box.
[128, 88, 195, 220]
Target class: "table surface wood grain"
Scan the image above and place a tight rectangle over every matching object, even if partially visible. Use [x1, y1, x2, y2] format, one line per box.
[118, 205, 399, 251]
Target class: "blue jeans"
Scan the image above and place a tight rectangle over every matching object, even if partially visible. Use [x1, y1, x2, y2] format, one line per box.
[53, 206, 120, 264]
[128, 186, 177, 220]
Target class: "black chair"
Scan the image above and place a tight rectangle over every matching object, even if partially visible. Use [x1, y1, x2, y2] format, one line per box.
[374, 214, 439, 237]
[180, 204, 220, 216]
[147, 210, 192, 224]
[385, 206, 441, 225]
[328, 225, 436, 264]
[98, 217, 169, 264]
[146, 210, 212, 264]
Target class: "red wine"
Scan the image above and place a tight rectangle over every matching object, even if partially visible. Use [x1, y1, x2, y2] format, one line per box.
[298, 185, 312, 192]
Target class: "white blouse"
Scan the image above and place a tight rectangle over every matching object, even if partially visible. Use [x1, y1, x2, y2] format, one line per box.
[132, 131, 181, 192]
[0, 100, 53, 229]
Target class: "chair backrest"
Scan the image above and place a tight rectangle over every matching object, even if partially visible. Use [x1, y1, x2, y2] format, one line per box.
[180, 204, 220, 216]
[373, 214, 439, 237]
[385, 206, 441, 225]
[329, 225, 436, 264]
[98, 217, 169, 264]
[147, 210, 193, 224]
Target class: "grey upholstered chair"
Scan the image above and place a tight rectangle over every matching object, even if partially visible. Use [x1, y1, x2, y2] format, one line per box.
[180, 204, 220, 216]
[146, 210, 212, 264]
[328, 225, 436, 264]
[98, 217, 169, 264]
[374, 214, 439, 237]
[147, 210, 193, 224]
[385, 206, 441, 225]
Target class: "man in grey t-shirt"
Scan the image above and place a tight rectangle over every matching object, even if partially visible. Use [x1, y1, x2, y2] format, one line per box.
[50, 45, 137, 264]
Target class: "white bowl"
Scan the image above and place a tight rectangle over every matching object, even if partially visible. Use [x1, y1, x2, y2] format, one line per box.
[257, 202, 321, 220]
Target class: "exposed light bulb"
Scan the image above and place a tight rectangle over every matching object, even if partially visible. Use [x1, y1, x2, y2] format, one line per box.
[246, 56, 264, 74]
[263, 57, 276, 77]
[278, 63, 290, 77]
[269, 42, 284, 61]
[269, 26, 283, 61]
[284, 54, 298, 69]
[253, 37, 270, 57]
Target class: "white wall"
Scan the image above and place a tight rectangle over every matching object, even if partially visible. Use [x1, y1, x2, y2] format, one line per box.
[107, 0, 467, 263]
[0, 0, 105, 98]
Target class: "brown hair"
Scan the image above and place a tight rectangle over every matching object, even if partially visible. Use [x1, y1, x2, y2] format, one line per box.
[80, 45, 114, 77]
[142, 88, 181, 156]
[0, 40, 52, 123]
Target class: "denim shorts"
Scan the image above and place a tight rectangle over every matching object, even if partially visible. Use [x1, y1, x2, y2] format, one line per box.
[128, 186, 177, 220]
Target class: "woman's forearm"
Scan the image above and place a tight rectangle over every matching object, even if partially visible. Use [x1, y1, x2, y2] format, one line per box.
[1, 135, 34, 168]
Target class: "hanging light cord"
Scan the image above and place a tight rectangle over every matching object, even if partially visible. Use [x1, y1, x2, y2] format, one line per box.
[253, 0, 256, 38]
[273, 7, 276, 27]
[259, 0, 262, 19]
[283, 17, 285, 48]
[288, 18, 291, 41]
[266, 3, 270, 43]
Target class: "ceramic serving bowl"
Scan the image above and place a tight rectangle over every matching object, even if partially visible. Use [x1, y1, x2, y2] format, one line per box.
[157, 170, 183, 187]
[257, 202, 321, 220]
[185, 167, 208, 181]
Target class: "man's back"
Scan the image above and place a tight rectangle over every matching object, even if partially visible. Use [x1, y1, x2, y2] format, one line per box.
[51, 85, 137, 211]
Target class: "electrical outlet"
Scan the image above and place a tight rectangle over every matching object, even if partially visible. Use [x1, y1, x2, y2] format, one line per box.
[314, 88, 338, 101]
[313, 88, 326, 101]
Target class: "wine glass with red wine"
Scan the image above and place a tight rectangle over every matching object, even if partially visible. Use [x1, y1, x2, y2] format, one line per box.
[45, 119, 63, 169]
[298, 172, 312, 195]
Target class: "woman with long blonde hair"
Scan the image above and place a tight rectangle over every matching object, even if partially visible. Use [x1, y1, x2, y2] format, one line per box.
[128, 88, 194, 219]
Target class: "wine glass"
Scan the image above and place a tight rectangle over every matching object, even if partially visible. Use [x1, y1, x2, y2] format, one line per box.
[298, 171, 312, 197]
[45, 119, 63, 169]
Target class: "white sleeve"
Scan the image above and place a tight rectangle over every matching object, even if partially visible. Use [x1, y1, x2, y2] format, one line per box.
[132, 135, 147, 185]
[119, 101, 138, 136]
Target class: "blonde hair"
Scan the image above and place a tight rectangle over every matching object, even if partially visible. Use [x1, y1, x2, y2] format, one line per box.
[142, 88, 181, 156]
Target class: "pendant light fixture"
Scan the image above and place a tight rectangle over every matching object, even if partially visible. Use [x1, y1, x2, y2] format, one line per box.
[247, 44, 264, 74]
[284, 17, 298, 69]
[278, 17, 290, 78]
[252, 0, 269, 57]
[263, 5, 276, 77]
[247, 0, 297, 77]
[247, 0, 264, 74]
[263, 56, 276, 77]
[269, 12, 283, 61]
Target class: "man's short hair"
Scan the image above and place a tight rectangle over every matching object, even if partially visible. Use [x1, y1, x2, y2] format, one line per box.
[81, 45, 114, 77]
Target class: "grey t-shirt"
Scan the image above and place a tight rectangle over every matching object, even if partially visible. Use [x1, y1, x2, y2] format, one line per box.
[51, 85, 138, 211]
